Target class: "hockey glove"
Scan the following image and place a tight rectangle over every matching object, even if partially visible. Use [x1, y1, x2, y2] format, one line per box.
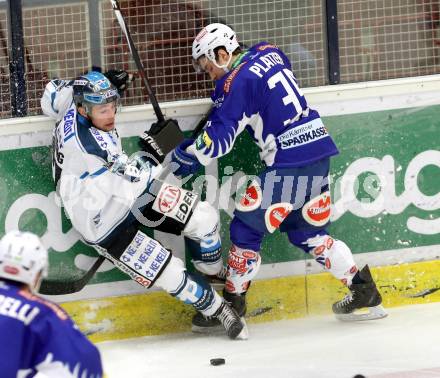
[171, 139, 201, 177]
[104, 69, 133, 95]
[139, 131, 166, 165]
[141, 118, 184, 154]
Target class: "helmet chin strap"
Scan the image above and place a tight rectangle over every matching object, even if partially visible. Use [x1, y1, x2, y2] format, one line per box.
[211, 51, 233, 73]
[32, 271, 43, 293]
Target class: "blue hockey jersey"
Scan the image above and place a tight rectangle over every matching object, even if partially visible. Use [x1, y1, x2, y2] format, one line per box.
[189, 42, 339, 167]
[0, 280, 103, 378]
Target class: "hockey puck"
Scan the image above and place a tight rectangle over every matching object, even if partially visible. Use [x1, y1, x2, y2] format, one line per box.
[210, 358, 225, 366]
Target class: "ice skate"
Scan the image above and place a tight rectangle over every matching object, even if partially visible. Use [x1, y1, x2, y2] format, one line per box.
[333, 265, 388, 321]
[192, 291, 247, 334]
[191, 311, 223, 333]
[193, 300, 248, 339]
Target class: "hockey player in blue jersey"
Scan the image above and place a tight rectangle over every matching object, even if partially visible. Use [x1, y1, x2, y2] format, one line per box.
[40, 70, 246, 339]
[171, 23, 387, 330]
[0, 230, 103, 378]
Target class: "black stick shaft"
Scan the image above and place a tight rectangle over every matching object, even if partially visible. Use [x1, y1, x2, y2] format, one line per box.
[191, 107, 212, 138]
[110, 0, 164, 122]
[39, 255, 106, 295]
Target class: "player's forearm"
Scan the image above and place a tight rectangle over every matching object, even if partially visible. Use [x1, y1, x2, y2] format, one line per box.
[187, 123, 240, 165]
[41, 79, 74, 121]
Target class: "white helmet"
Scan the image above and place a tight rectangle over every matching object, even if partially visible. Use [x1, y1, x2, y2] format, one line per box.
[0, 230, 48, 292]
[192, 23, 240, 72]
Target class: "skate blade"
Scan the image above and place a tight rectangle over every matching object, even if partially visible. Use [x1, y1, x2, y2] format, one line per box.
[335, 305, 388, 322]
[191, 317, 249, 340]
[191, 323, 223, 334]
[236, 317, 249, 340]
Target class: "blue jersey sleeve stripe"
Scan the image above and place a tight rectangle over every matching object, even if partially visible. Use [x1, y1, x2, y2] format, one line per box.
[79, 171, 90, 179]
[90, 167, 107, 178]
[64, 132, 76, 143]
[50, 91, 58, 113]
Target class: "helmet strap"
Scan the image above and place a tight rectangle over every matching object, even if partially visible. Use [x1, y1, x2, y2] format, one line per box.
[77, 105, 91, 118]
[85, 105, 93, 117]
[210, 50, 233, 72]
[31, 271, 43, 293]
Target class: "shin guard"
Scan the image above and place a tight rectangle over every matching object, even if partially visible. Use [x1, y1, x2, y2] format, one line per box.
[225, 245, 261, 294]
[305, 234, 358, 286]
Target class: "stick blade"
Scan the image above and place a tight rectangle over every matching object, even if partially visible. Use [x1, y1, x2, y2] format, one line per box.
[39, 255, 106, 295]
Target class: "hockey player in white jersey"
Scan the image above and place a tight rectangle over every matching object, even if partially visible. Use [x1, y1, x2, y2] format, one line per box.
[41, 70, 246, 339]
[0, 230, 103, 377]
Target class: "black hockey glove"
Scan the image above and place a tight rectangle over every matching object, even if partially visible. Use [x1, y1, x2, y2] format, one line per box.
[139, 119, 184, 161]
[139, 131, 166, 165]
[104, 69, 133, 94]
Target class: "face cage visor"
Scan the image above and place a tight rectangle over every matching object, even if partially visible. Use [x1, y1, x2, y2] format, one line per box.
[83, 90, 121, 116]
[192, 51, 233, 74]
[192, 58, 204, 73]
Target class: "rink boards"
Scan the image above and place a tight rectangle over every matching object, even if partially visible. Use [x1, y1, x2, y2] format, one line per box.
[63, 260, 440, 343]
[0, 75, 439, 341]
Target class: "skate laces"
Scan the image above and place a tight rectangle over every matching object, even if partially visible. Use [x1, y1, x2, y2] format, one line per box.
[202, 314, 215, 321]
[217, 266, 227, 281]
[337, 293, 354, 308]
[217, 304, 239, 330]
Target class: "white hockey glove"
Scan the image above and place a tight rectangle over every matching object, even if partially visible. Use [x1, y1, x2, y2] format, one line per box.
[107, 153, 143, 182]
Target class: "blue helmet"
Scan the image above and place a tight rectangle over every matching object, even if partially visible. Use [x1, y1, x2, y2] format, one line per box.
[73, 71, 120, 114]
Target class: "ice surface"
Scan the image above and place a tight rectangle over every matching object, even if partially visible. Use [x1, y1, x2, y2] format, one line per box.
[98, 302, 440, 378]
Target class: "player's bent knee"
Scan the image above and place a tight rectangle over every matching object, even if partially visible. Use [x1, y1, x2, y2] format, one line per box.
[192, 259, 223, 276]
[184, 201, 219, 240]
[287, 230, 328, 252]
[98, 230, 173, 289]
[184, 202, 222, 276]
[229, 217, 264, 252]
[154, 255, 186, 292]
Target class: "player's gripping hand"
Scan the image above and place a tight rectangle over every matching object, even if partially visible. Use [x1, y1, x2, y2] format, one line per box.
[104, 69, 133, 94]
[138, 131, 166, 165]
[141, 118, 184, 155]
[171, 139, 201, 177]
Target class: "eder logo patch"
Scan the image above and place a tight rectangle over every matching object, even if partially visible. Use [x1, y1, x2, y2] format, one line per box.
[264, 203, 293, 233]
[302, 191, 331, 226]
[236, 180, 262, 212]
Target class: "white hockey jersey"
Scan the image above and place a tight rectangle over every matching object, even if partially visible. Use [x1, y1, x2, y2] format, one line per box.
[41, 80, 158, 244]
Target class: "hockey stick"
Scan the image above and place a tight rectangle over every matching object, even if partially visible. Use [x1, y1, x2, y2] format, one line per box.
[110, 0, 184, 154]
[191, 106, 212, 138]
[110, 0, 164, 122]
[39, 255, 106, 295]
